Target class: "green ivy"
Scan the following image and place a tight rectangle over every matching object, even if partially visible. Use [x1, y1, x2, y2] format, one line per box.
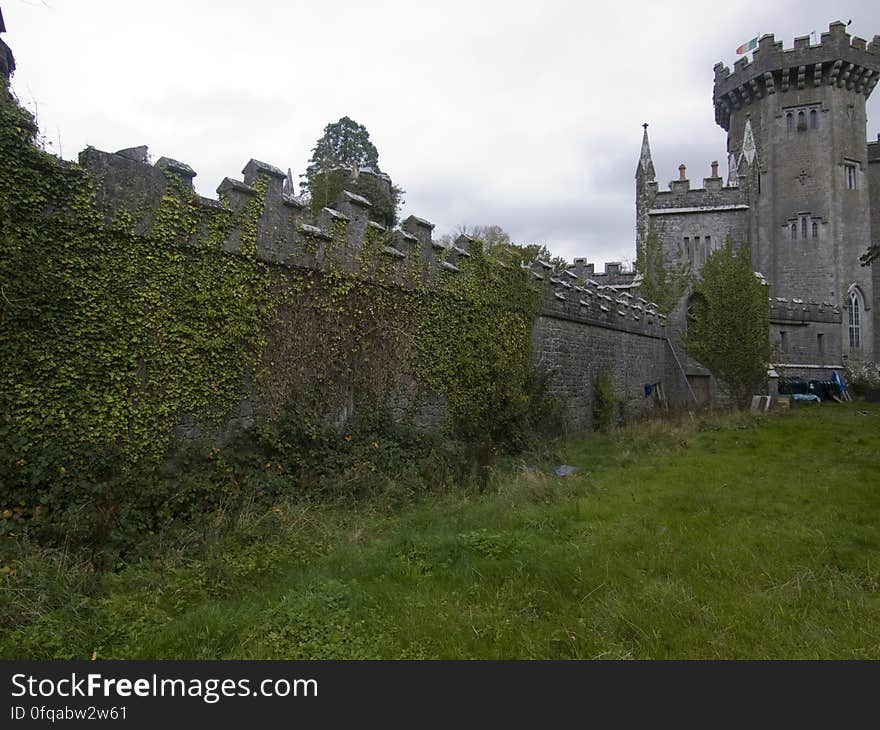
[0, 79, 547, 544]
[0, 84, 272, 527]
[685, 237, 770, 405]
[636, 226, 691, 314]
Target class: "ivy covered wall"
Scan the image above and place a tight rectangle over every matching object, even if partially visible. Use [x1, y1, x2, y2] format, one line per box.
[1, 69, 679, 543]
[1, 77, 553, 511]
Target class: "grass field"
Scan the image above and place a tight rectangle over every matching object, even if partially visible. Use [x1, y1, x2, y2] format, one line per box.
[2, 403, 878, 659]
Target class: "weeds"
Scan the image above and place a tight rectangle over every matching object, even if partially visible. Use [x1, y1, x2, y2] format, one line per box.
[2, 403, 878, 659]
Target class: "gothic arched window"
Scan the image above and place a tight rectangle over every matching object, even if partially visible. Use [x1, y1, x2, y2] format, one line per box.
[791, 223, 797, 240]
[797, 111, 805, 130]
[848, 288, 863, 349]
[810, 109, 818, 129]
[812, 221, 818, 239]
[801, 217, 808, 239]
[786, 113, 793, 133]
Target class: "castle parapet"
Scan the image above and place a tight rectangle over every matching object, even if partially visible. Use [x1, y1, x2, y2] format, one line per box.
[769, 297, 841, 324]
[540, 273, 665, 337]
[648, 160, 747, 214]
[74, 144, 561, 309]
[868, 133, 880, 162]
[569, 258, 640, 288]
[336, 190, 372, 262]
[402, 214, 434, 249]
[242, 159, 286, 199]
[713, 21, 880, 130]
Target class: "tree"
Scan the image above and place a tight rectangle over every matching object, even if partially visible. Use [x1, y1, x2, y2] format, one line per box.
[684, 237, 770, 405]
[304, 116, 380, 177]
[437, 224, 512, 249]
[301, 116, 403, 227]
[525, 243, 568, 272]
[438, 225, 570, 270]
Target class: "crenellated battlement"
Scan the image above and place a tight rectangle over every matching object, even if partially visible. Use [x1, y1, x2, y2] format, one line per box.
[78, 144, 668, 341]
[869, 133, 880, 162]
[76, 145, 664, 341]
[568, 258, 640, 287]
[538, 277, 666, 337]
[713, 21, 880, 130]
[646, 160, 746, 213]
[769, 297, 841, 324]
[77, 145, 553, 303]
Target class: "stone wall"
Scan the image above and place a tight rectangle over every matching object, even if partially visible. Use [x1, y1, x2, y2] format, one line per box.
[769, 298, 843, 379]
[531, 274, 668, 430]
[76, 144, 677, 437]
[532, 314, 668, 432]
[869, 135, 880, 358]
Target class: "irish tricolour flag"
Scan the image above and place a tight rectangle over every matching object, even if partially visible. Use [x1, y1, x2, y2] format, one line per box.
[736, 36, 758, 54]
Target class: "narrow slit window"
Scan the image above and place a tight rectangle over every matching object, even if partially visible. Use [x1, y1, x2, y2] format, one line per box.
[801, 218, 808, 239]
[812, 221, 818, 239]
[845, 162, 857, 190]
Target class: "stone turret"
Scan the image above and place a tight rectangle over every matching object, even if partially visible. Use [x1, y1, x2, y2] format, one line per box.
[713, 22, 880, 131]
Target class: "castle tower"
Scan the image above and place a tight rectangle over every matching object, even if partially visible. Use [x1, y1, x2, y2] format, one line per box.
[713, 21, 880, 365]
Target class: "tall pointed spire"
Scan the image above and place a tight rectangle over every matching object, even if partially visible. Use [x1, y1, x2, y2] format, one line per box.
[636, 123, 655, 182]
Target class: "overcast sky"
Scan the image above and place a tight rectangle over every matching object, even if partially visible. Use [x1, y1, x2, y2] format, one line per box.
[4, 0, 880, 266]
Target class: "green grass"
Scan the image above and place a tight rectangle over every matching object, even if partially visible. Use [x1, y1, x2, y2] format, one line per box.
[2, 403, 879, 659]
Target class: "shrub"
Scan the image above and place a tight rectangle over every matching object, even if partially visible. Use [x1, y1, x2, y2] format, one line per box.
[844, 361, 880, 396]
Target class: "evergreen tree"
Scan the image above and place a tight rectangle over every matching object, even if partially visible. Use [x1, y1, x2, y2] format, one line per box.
[301, 116, 403, 227]
[304, 116, 380, 181]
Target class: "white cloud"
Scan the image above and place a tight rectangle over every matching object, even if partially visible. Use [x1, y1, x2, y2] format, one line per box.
[5, 0, 879, 266]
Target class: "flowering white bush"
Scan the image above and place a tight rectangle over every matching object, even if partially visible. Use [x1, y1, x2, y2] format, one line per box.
[844, 360, 880, 393]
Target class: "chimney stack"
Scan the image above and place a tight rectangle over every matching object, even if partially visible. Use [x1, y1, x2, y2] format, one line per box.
[679, 164, 687, 181]
[711, 160, 719, 177]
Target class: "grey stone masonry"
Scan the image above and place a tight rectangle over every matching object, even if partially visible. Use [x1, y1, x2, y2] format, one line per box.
[570, 259, 640, 287]
[76, 142, 679, 430]
[869, 135, 880, 358]
[641, 159, 750, 276]
[532, 270, 669, 430]
[636, 20, 880, 393]
[716, 21, 878, 366]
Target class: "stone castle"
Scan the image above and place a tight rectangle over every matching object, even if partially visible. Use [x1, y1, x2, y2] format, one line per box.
[1, 17, 878, 444]
[638, 21, 880, 401]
